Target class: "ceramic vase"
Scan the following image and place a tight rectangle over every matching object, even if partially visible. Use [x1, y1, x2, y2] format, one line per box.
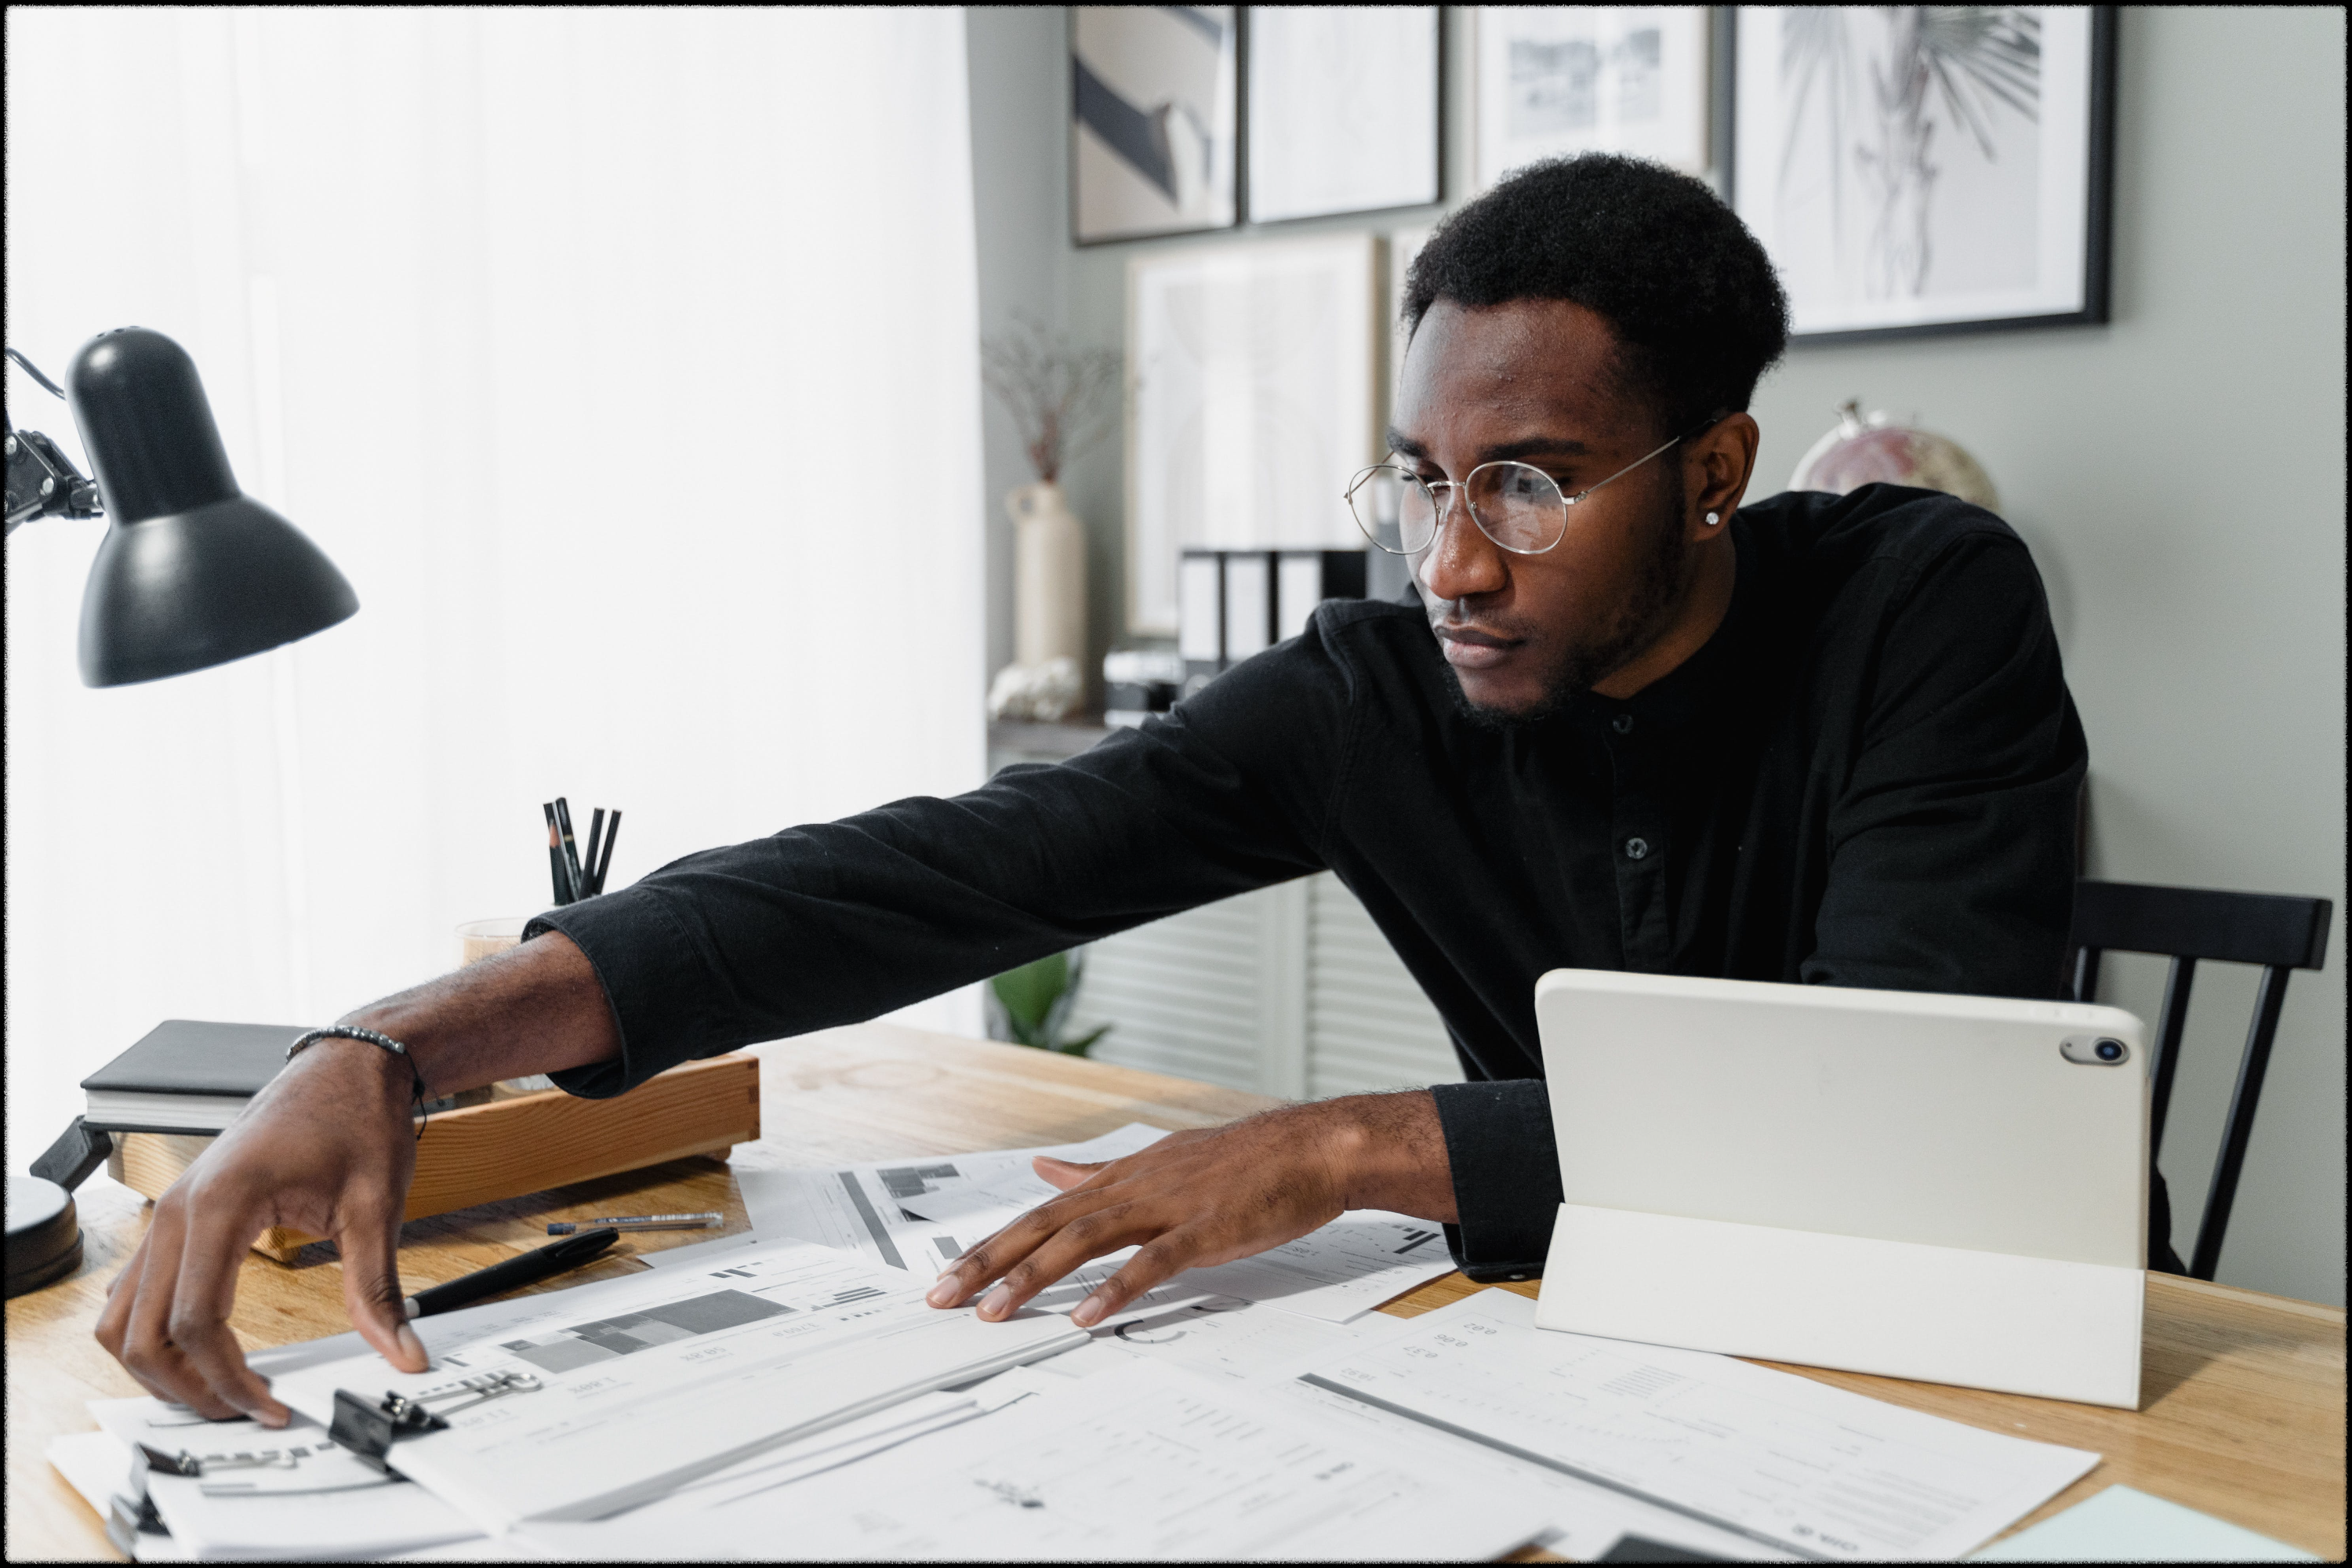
[1009, 481, 1087, 669]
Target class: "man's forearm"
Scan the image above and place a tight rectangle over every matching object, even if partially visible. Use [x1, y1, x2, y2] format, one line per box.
[340, 931, 620, 1096]
[1325, 1089, 1460, 1223]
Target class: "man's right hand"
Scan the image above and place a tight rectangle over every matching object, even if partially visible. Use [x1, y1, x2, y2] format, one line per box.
[93, 1036, 429, 1425]
[90, 930, 621, 1427]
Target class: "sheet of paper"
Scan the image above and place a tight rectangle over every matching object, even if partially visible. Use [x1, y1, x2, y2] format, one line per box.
[1020, 1304, 1786, 1563]
[634, 1231, 764, 1271]
[513, 1359, 1555, 1561]
[611, 1391, 984, 1518]
[267, 1238, 1085, 1531]
[1299, 1289, 2101, 1562]
[1968, 1485, 2321, 1562]
[899, 1171, 1455, 1323]
[734, 1123, 1168, 1274]
[1181, 1210, 1457, 1321]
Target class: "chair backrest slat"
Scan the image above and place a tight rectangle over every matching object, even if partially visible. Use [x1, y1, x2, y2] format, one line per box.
[2070, 880, 2331, 970]
[2063, 878, 2332, 1284]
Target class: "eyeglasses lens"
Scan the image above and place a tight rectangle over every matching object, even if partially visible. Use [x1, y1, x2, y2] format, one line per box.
[1466, 463, 1566, 552]
[1348, 462, 1570, 554]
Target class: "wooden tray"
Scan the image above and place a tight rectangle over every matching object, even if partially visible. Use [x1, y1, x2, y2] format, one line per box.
[108, 1054, 760, 1262]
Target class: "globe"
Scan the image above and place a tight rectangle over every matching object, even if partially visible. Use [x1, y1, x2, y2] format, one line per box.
[1788, 399, 2002, 514]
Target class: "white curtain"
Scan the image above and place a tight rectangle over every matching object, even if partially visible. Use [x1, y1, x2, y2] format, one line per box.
[5, 7, 988, 1161]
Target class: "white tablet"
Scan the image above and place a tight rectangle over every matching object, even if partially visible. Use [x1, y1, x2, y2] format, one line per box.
[1537, 968, 2149, 1266]
[1531, 970, 2152, 1406]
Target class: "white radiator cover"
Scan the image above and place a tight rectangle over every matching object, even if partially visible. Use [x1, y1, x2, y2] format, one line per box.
[1067, 873, 1458, 1098]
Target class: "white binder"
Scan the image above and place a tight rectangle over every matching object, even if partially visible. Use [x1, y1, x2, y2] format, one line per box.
[1531, 970, 2150, 1409]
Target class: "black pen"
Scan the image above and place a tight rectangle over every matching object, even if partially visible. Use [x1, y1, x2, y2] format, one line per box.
[591, 809, 621, 895]
[402, 1229, 619, 1319]
[554, 797, 587, 902]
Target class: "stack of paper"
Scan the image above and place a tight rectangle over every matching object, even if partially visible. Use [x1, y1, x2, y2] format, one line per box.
[46, 1403, 481, 1561]
[52, 1132, 2118, 1563]
[517, 1359, 1556, 1562]
[1301, 1289, 2103, 1561]
[267, 1239, 1083, 1530]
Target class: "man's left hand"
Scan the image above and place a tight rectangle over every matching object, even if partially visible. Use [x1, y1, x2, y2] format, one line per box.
[923, 1091, 1457, 1327]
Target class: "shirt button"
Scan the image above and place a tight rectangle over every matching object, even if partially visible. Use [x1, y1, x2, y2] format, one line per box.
[1611, 713, 1634, 735]
[1624, 837, 1650, 860]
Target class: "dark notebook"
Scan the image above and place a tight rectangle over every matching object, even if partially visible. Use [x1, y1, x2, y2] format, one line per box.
[80, 1020, 307, 1134]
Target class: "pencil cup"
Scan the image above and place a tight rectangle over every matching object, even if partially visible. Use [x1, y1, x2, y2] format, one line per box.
[457, 916, 529, 968]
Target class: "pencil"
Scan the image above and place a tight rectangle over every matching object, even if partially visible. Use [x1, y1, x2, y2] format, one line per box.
[554, 797, 586, 902]
[583, 808, 606, 898]
[592, 809, 621, 895]
[543, 803, 572, 906]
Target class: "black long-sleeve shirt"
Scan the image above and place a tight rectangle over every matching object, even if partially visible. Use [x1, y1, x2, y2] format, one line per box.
[530, 485, 2095, 1278]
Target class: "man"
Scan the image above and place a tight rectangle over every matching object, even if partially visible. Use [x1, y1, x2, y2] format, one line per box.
[98, 154, 2114, 1429]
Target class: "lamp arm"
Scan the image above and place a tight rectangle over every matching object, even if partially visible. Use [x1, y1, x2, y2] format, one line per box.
[5, 347, 105, 534]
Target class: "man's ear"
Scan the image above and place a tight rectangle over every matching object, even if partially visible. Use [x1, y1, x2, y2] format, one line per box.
[1687, 412, 1761, 532]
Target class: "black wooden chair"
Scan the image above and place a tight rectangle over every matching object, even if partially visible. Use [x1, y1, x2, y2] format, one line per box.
[2067, 879, 2334, 1281]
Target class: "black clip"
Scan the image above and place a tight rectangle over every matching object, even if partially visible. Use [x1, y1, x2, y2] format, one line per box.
[102, 1444, 186, 1554]
[328, 1370, 541, 1473]
[328, 1388, 446, 1475]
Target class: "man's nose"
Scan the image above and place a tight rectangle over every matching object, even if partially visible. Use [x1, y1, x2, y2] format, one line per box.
[1417, 502, 1508, 602]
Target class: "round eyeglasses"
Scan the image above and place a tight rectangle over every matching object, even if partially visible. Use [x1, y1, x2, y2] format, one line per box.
[1345, 416, 1722, 556]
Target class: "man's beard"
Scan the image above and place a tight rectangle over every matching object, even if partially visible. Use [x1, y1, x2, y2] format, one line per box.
[1439, 481, 1691, 731]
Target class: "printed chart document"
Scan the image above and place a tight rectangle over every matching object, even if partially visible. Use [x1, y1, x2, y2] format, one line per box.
[733, 1123, 1169, 1274]
[70, 1396, 483, 1561]
[1300, 1290, 2101, 1561]
[514, 1359, 1553, 1561]
[900, 1173, 1457, 1322]
[268, 1239, 1084, 1531]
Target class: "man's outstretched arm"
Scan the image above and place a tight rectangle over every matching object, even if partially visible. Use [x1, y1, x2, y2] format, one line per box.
[93, 933, 619, 1426]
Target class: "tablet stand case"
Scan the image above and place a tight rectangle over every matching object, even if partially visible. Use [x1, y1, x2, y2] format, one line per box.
[1530, 968, 2150, 1411]
[1535, 1203, 2145, 1408]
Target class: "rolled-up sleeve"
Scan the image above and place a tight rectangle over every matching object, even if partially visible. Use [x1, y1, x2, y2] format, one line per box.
[1429, 1078, 1561, 1279]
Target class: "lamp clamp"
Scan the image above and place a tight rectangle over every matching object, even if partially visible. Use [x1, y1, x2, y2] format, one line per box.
[5, 347, 104, 534]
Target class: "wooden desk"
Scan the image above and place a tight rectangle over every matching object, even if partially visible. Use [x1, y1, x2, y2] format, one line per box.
[9, 1022, 2344, 1560]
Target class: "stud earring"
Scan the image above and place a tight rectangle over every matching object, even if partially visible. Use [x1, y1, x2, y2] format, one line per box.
[1704, 511, 1721, 526]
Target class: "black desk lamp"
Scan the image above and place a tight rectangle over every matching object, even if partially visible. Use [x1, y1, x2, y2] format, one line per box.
[7, 326, 358, 684]
[5, 325, 359, 1296]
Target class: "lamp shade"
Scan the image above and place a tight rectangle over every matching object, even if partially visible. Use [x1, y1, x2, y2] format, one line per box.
[67, 327, 357, 687]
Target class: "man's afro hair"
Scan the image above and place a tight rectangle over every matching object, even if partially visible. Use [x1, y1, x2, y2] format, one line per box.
[1403, 153, 1791, 436]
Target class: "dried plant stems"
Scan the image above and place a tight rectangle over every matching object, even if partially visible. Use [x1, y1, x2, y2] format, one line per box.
[981, 313, 1121, 485]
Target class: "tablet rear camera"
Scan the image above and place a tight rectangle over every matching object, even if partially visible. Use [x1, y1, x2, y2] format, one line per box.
[2060, 1034, 2132, 1065]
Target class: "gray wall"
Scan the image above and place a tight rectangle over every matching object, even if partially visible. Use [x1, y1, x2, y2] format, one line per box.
[967, 6, 2347, 1305]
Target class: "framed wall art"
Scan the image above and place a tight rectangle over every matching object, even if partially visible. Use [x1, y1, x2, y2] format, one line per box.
[1245, 6, 1443, 223]
[1732, 5, 2117, 342]
[1385, 223, 1435, 416]
[1071, 5, 1238, 245]
[1474, 6, 1714, 189]
[1125, 234, 1378, 634]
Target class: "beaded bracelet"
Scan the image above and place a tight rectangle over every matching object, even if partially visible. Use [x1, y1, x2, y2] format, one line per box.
[286, 1025, 432, 1140]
